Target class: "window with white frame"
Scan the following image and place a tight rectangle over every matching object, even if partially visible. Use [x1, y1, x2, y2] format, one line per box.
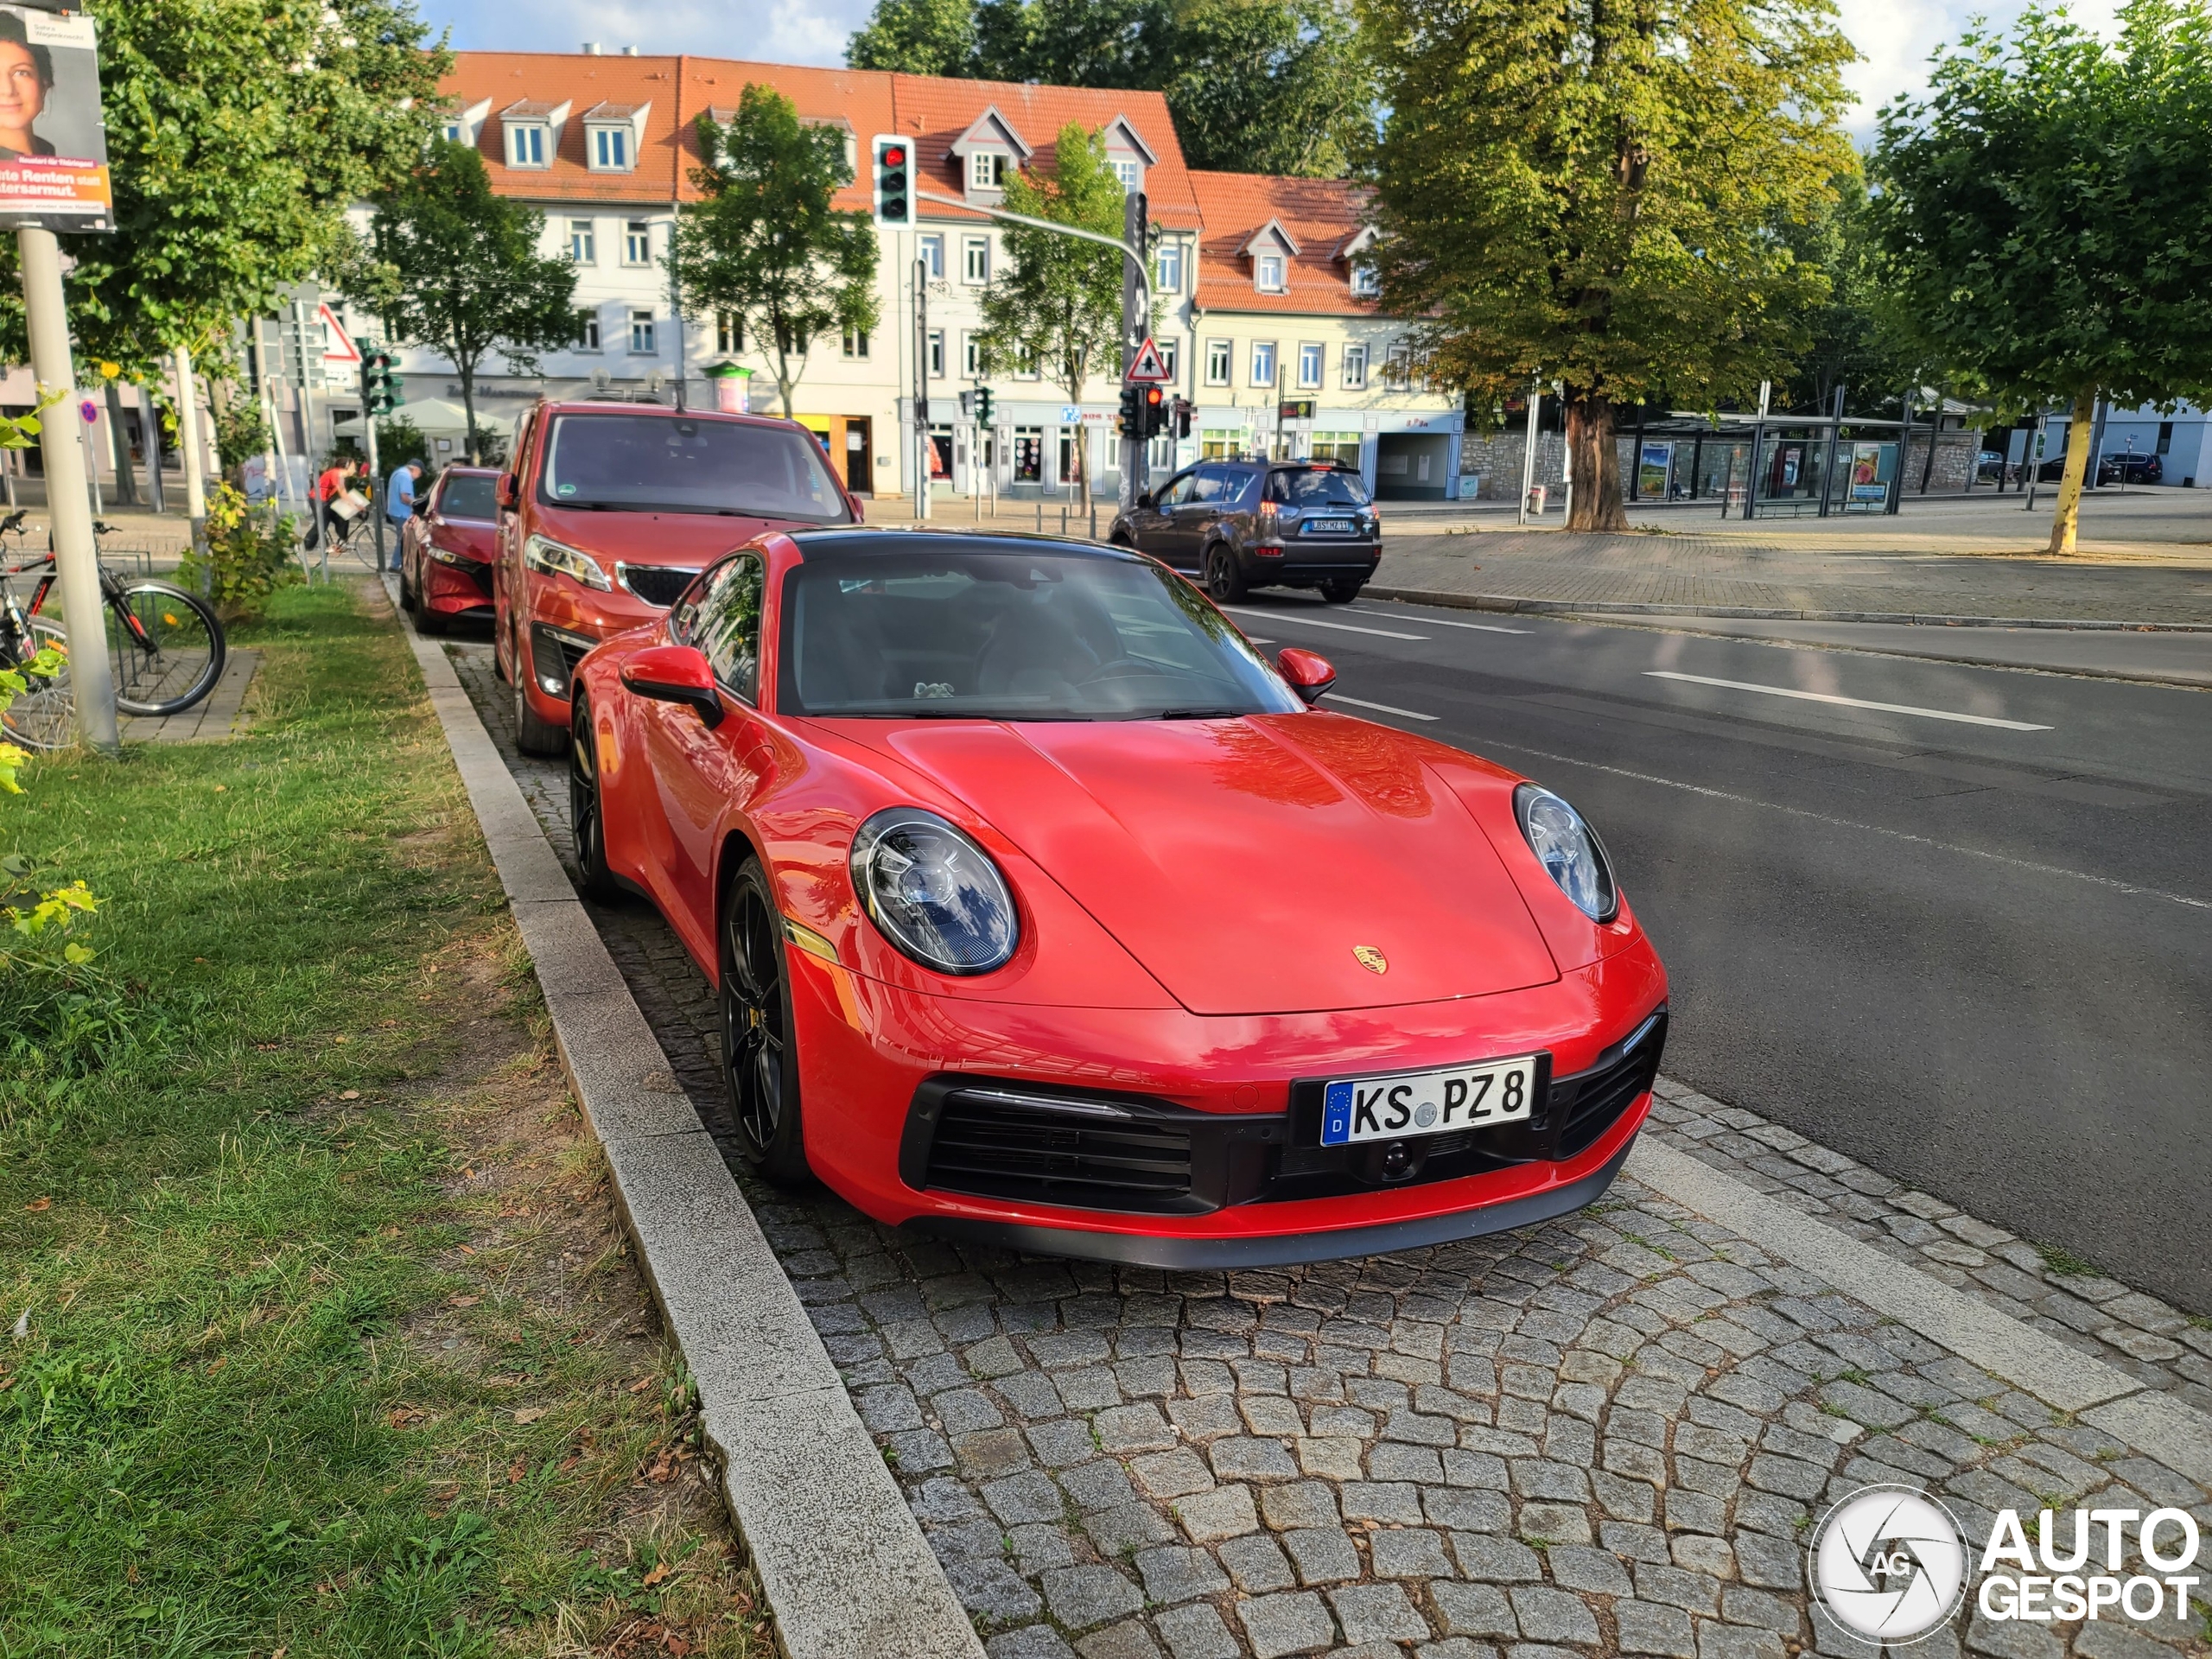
[1250, 341, 1276, 387]
[1342, 342, 1369, 390]
[575, 311, 601, 351]
[1157, 340, 1178, 386]
[1255, 253, 1285, 292]
[963, 235, 990, 283]
[969, 152, 1006, 190]
[442, 119, 465, 143]
[623, 219, 652, 265]
[1155, 239, 1182, 294]
[506, 124, 549, 168]
[963, 333, 981, 376]
[1350, 262, 1379, 298]
[1384, 343, 1413, 391]
[716, 312, 741, 353]
[589, 125, 631, 170]
[628, 309, 656, 355]
[1109, 157, 1140, 193]
[919, 233, 944, 279]
[842, 327, 870, 359]
[1013, 344, 1039, 380]
[1205, 339, 1231, 386]
[568, 219, 595, 264]
[927, 329, 945, 378]
[1297, 342, 1324, 389]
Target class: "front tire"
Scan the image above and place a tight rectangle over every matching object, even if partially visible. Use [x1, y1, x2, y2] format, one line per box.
[1205, 543, 1247, 604]
[568, 694, 623, 901]
[721, 861, 810, 1185]
[110, 582, 226, 716]
[512, 628, 565, 755]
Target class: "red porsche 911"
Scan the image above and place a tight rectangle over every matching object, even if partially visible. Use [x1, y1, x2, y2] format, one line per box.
[569, 530, 1667, 1267]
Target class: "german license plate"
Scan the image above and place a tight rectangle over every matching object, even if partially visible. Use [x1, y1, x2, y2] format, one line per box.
[1319, 1054, 1539, 1146]
[1309, 518, 1353, 533]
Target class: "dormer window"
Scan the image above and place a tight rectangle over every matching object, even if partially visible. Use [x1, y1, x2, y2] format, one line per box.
[508, 124, 549, 168]
[1109, 157, 1140, 194]
[442, 119, 464, 143]
[1256, 253, 1286, 292]
[969, 152, 1007, 191]
[582, 101, 647, 175]
[591, 126, 629, 169]
[1351, 263, 1379, 297]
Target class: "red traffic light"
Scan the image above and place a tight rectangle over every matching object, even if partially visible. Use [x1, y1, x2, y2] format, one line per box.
[1143, 386, 1163, 406]
[882, 145, 906, 167]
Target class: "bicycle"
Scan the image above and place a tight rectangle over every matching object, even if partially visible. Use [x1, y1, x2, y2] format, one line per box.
[0, 511, 228, 748]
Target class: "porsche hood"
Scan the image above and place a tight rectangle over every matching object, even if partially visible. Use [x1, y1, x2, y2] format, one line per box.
[867, 715, 1561, 1016]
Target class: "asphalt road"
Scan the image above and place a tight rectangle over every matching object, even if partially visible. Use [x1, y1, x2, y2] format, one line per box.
[1227, 591, 2212, 1313]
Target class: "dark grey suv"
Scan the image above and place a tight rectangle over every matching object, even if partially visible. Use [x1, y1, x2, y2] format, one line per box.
[1109, 460, 1382, 603]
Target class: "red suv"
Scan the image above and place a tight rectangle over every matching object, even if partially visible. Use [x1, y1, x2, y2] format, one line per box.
[493, 401, 863, 753]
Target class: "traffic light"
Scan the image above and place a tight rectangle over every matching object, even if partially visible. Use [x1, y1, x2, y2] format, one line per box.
[873, 135, 915, 227]
[359, 341, 397, 416]
[1139, 384, 1167, 439]
[1171, 396, 1192, 441]
[976, 387, 994, 424]
[1118, 384, 1144, 437]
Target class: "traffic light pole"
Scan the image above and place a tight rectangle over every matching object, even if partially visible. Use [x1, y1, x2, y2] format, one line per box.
[1119, 193, 1149, 513]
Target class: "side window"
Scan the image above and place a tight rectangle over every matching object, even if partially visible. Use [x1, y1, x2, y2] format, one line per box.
[1264, 472, 1290, 504]
[1190, 465, 1227, 503]
[1154, 471, 1195, 507]
[1224, 468, 1262, 508]
[694, 553, 766, 702]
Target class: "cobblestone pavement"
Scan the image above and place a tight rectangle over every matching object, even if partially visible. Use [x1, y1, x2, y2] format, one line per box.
[447, 636, 2211, 1659]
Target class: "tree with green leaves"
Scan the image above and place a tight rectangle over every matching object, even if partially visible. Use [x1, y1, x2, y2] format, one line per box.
[0, 0, 447, 375]
[1872, 0, 2212, 554]
[1359, 0, 1857, 530]
[358, 142, 580, 464]
[849, 0, 980, 73]
[976, 124, 1130, 513]
[845, 0, 1373, 178]
[667, 86, 880, 421]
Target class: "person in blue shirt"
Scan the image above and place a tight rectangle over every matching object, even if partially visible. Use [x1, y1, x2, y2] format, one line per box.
[386, 460, 422, 528]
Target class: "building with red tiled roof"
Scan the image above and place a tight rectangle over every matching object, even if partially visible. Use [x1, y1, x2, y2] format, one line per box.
[329, 50, 1464, 504]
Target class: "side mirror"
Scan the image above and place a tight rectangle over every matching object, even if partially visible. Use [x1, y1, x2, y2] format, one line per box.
[496, 473, 519, 511]
[621, 644, 724, 728]
[1276, 646, 1337, 706]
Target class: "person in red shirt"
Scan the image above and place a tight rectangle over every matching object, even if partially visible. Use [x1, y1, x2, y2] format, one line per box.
[311, 459, 359, 550]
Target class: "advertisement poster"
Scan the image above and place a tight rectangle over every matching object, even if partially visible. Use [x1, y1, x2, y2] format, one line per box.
[1850, 440, 1891, 501]
[1638, 441, 1672, 499]
[0, 4, 111, 231]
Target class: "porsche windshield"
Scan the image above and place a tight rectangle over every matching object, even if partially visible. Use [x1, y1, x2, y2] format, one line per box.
[540, 414, 851, 520]
[779, 545, 1305, 720]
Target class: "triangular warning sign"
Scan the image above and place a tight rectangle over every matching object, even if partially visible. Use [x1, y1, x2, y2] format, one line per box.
[319, 303, 362, 365]
[1124, 337, 1172, 384]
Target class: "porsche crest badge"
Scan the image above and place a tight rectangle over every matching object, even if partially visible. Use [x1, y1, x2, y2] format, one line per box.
[1353, 945, 1389, 975]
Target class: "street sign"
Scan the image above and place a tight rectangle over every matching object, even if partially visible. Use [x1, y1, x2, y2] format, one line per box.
[1124, 336, 1172, 385]
[319, 305, 361, 365]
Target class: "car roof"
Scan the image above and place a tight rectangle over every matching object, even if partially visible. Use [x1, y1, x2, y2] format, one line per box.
[784, 528, 1147, 563]
[535, 400, 806, 432]
[437, 465, 501, 477]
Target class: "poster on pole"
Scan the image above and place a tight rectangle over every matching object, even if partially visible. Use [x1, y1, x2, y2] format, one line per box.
[0, 4, 112, 232]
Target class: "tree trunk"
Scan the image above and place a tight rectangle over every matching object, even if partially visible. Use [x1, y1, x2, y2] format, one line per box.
[459, 360, 479, 466]
[1566, 395, 1627, 531]
[2046, 385, 2097, 556]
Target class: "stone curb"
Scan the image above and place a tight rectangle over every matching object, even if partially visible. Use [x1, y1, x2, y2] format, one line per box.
[1364, 583, 2212, 632]
[1628, 1135, 2212, 1484]
[385, 578, 986, 1659]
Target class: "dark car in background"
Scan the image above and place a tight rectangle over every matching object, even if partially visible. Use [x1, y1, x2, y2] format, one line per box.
[1109, 460, 1382, 604]
[399, 466, 500, 634]
[2097, 452, 2162, 486]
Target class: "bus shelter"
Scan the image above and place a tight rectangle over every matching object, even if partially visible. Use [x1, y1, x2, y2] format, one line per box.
[1622, 410, 1920, 518]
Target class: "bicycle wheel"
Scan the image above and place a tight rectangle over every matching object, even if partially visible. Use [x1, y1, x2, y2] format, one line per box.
[1, 613, 73, 749]
[109, 581, 226, 717]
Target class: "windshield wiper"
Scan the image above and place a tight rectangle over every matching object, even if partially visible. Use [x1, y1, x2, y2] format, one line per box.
[1156, 708, 1244, 721]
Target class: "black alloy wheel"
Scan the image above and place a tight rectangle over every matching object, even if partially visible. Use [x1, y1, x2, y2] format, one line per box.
[1320, 578, 1363, 604]
[721, 861, 810, 1185]
[568, 695, 622, 901]
[1205, 543, 1247, 604]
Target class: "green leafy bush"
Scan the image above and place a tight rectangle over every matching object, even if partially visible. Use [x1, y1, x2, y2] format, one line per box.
[178, 481, 300, 621]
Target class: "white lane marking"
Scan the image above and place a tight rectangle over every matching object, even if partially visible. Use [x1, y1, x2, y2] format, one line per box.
[1325, 693, 1440, 721]
[1224, 606, 1427, 640]
[1482, 738, 2209, 913]
[1644, 670, 2053, 731]
[1351, 607, 1529, 634]
[1245, 636, 1274, 645]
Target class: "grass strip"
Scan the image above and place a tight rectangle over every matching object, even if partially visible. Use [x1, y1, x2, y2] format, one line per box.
[0, 582, 764, 1657]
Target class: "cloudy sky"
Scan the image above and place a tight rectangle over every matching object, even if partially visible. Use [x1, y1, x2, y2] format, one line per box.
[423, 0, 2124, 140]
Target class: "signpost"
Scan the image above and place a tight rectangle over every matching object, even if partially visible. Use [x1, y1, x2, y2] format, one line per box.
[1, 3, 118, 748]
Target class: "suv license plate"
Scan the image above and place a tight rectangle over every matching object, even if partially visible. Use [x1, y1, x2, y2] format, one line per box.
[1309, 518, 1353, 533]
[1320, 1054, 1538, 1146]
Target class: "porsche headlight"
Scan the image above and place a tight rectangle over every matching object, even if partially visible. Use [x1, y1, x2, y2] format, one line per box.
[524, 533, 611, 591]
[850, 809, 1018, 975]
[1514, 785, 1618, 923]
